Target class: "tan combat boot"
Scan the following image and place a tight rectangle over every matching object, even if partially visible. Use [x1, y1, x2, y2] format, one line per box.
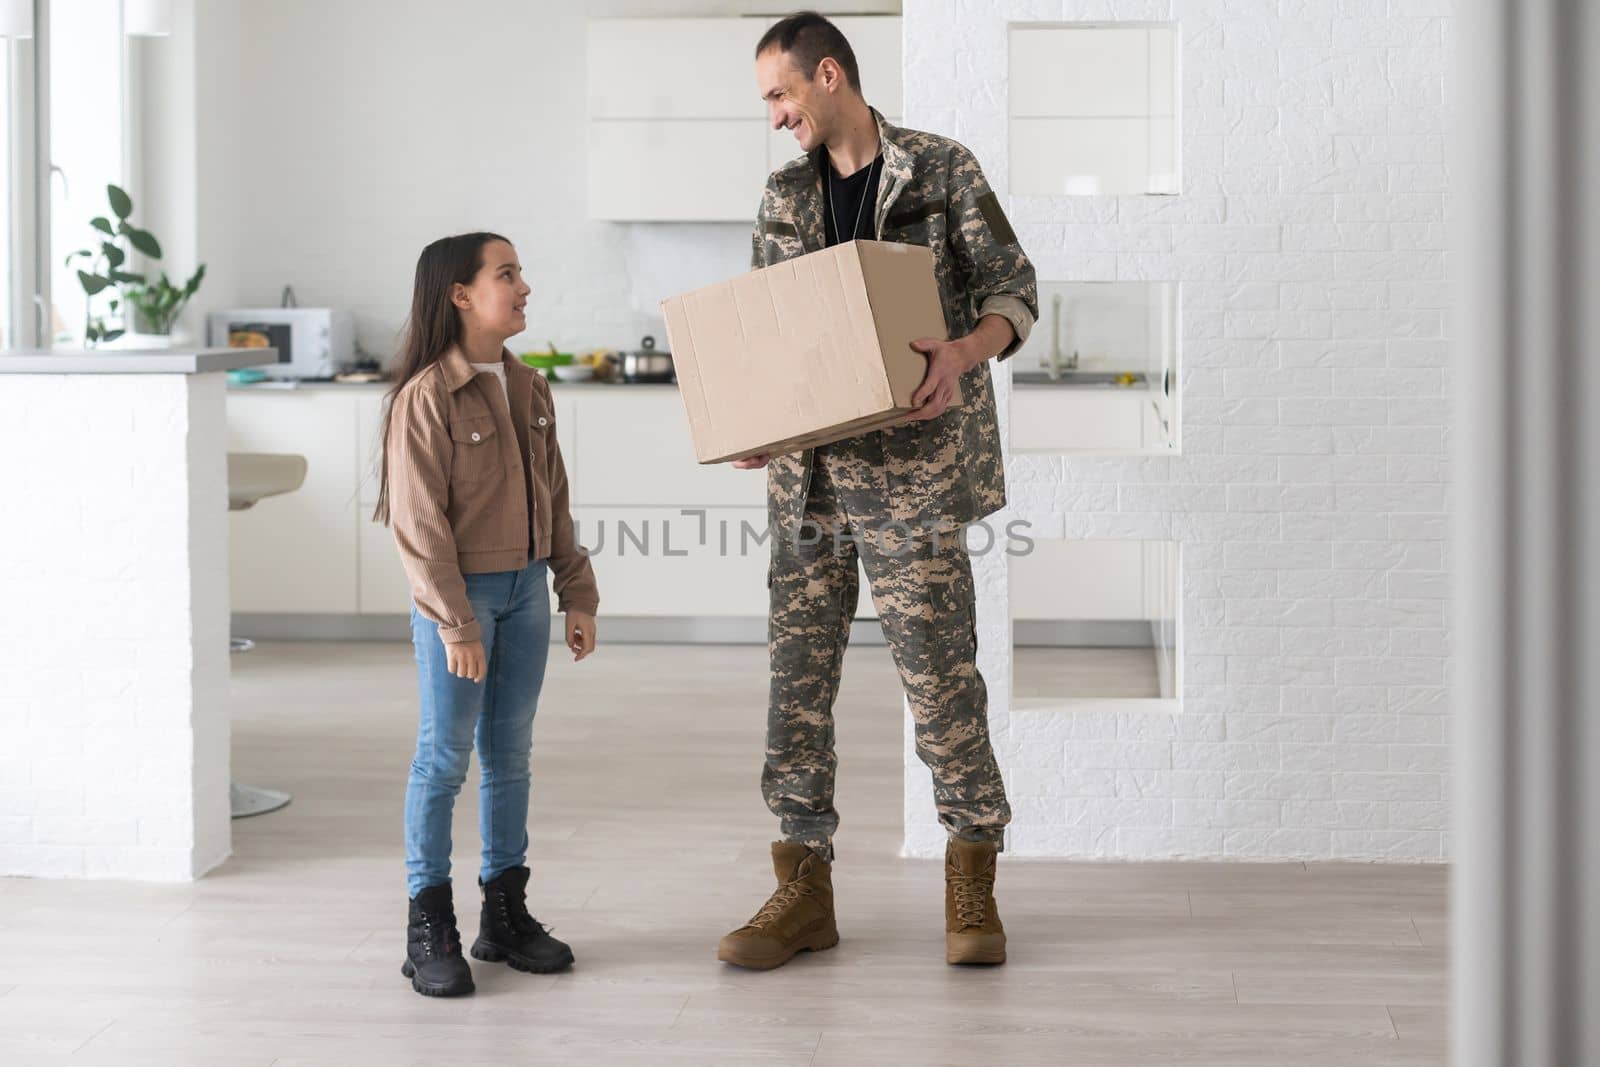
[945, 838, 1006, 965]
[717, 842, 839, 970]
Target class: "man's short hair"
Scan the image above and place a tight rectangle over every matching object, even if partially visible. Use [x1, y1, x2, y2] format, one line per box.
[756, 11, 861, 92]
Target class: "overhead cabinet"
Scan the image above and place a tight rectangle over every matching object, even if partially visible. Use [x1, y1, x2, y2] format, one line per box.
[587, 16, 903, 221]
[1008, 23, 1180, 196]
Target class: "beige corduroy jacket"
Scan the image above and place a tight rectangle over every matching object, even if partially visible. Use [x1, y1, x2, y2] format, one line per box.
[385, 347, 599, 644]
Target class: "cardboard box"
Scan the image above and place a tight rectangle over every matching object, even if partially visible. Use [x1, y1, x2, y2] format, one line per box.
[662, 239, 954, 464]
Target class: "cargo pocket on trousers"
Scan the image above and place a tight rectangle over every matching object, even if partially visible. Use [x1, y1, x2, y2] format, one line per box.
[932, 574, 979, 661]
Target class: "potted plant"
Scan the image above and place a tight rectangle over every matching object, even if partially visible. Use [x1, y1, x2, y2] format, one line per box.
[122, 267, 207, 344]
[64, 184, 204, 348]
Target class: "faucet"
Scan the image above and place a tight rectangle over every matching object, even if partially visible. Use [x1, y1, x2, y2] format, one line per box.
[1044, 293, 1079, 380]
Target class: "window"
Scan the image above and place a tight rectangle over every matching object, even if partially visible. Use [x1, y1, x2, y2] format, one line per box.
[1, 36, 13, 347]
[48, 0, 126, 344]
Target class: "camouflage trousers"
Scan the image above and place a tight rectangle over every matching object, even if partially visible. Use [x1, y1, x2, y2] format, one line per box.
[762, 431, 1011, 860]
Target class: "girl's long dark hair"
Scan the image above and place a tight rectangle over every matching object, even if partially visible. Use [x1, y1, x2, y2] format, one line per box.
[373, 232, 508, 525]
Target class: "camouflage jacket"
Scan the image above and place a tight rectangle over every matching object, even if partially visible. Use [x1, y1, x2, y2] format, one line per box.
[751, 109, 1038, 537]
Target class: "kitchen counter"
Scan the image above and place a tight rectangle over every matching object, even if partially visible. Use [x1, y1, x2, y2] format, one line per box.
[230, 372, 1158, 394]
[225, 377, 680, 392]
[1, 346, 274, 374]
[1010, 370, 1151, 388]
[1, 348, 250, 881]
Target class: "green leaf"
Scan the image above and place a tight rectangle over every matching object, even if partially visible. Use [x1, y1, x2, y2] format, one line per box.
[184, 264, 207, 296]
[64, 250, 91, 266]
[124, 227, 162, 259]
[107, 184, 133, 220]
[78, 270, 112, 296]
[108, 300, 120, 312]
[102, 243, 125, 268]
[90, 216, 114, 236]
[110, 270, 146, 285]
[102, 329, 125, 342]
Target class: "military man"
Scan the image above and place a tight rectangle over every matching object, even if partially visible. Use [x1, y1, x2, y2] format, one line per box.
[715, 12, 1039, 970]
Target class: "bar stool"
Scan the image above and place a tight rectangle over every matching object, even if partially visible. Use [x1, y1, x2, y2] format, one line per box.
[227, 452, 309, 819]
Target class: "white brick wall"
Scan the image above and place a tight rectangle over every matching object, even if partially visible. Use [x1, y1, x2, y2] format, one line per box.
[902, 0, 1452, 862]
[0, 373, 232, 880]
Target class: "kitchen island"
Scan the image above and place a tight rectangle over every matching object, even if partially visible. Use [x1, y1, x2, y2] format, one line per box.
[0, 348, 272, 881]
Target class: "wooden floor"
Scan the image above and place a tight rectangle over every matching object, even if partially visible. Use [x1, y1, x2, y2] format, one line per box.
[0, 641, 1447, 1065]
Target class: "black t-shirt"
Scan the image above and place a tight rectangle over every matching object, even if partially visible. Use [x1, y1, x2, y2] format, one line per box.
[821, 149, 884, 247]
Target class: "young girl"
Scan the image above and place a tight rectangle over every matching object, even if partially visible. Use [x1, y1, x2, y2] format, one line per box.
[375, 232, 599, 998]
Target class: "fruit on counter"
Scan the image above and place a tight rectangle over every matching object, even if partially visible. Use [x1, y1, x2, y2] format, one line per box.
[580, 347, 620, 381]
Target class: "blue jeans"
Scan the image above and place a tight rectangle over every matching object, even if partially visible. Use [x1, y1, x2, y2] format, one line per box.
[404, 559, 551, 898]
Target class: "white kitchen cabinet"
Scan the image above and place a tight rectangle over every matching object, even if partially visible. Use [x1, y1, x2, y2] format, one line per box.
[835, 17, 903, 117]
[1010, 388, 1146, 452]
[1009, 539, 1145, 622]
[766, 124, 811, 175]
[571, 389, 765, 508]
[546, 391, 579, 505]
[574, 506, 770, 617]
[1010, 117, 1159, 198]
[227, 391, 360, 614]
[587, 18, 769, 120]
[1148, 116, 1177, 190]
[359, 517, 413, 616]
[352, 389, 407, 614]
[586, 16, 768, 222]
[589, 15, 902, 221]
[1149, 26, 1177, 121]
[589, 119, 770, 222]
[1010, 27, 1153, 118]
[355, 390, 386, 507]
[552, 394, 577, 463]
[229, 385, 859, 623]
[1008, 24, 1179, 196]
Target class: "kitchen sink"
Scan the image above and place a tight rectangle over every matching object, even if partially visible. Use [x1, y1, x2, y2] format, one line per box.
[1010, 370, 1148, 387]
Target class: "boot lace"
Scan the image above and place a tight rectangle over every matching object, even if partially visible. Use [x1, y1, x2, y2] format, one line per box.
[950, 873, 992, 929]
[745, 880, 812, 930]
[417, 912, 460, 959]
[494, 893, 549, 937]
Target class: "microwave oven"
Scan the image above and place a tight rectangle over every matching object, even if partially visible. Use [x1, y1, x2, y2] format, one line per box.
[207, 307, 355, 379]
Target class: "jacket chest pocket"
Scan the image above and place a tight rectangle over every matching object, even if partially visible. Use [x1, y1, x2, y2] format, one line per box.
[450, 416, 500, 483]
[527, 408, 556, 467]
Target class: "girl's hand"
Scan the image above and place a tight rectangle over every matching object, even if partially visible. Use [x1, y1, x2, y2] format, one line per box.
[566, 611, 597, 662]
[445, 639, 487, 683]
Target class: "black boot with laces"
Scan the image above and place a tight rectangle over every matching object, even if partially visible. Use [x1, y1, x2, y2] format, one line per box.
[471, 865, 575, 973]
[401, 883, 475, 997]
